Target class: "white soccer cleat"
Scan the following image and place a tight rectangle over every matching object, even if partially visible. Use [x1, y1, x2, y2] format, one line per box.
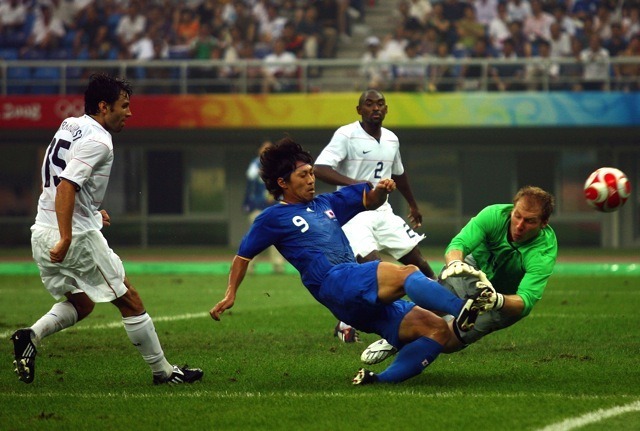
[360, 339, 398, 365]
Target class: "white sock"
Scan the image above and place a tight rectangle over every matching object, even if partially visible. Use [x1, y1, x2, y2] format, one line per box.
[122, 313, 173, 377]
[30, 301, 78, 347]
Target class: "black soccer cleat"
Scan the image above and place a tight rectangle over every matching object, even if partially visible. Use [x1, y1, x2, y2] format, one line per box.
[455, 297, 480, 332]
[352, 368, 378, 385]
[153, 365, 204, 385]
[11, 329, 37, 384]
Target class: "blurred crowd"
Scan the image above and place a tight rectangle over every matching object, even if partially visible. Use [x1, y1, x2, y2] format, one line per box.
[0, 0, 363, 92]
[1, 0, 639, 93]
[361, 0, 640, 91]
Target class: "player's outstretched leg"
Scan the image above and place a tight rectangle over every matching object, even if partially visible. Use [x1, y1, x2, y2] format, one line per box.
[11, 329, 37, 384]
[354, 337, 444, 384]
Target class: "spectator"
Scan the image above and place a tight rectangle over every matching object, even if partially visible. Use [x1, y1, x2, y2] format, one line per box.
[455, 4, 486, 54]
[393, 40, 427, 91]
[571, 0, 599, 22]
[561, 37, 584, 90]
[548, 21, 572, 58]
[428, 41, 457, 91]
[615, 34, 640, 91]
[474, 0, 498, 27]
[296, 5, 323, 59]
[419, 25, 441, 55]
[508, 19, 533, 57]
[22, 3, 66, 55]
[115, 2, 146, 52]
[622, 6, 640, 41]
[0, 0, 28, 46]
[380, 23, 409, 62]
[173, 6, 201, 47]
[73, 3, 110, 58]
[507, 0, 532, 23]
[552, 5, 577, 37]
[281, 20, 305, 57]
[425, 2, 452, 45]
[580, 34, 610, 90]
[261, 37, 299, 93]
[525, 39, 561, 90]
[458, 37, 494, 90]
[523, 0, 554, 41]
[593, 4, 613, 40]
[492, 37, 526, 91]
[408, 0, 433, 27]
[488, 1, 511, 52]
[258, 1, 287, 44]
[232, 0, 258, 44]
[316, 0, 344, 57]
[605, 21, 627, 57]
[359, 35, 389, 89]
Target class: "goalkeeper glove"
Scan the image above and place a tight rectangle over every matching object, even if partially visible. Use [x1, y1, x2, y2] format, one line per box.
[440, 260, 481, 280]
[474, 281, 505, 311]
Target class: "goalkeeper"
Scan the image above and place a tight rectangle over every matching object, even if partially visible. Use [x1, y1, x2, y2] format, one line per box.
[362, 185, 557, 364]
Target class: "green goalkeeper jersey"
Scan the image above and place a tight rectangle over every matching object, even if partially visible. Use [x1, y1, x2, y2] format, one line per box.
[445, 204, 558, 316]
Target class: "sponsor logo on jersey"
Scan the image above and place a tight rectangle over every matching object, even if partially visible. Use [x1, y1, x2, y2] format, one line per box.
[324, 210, 336, 219]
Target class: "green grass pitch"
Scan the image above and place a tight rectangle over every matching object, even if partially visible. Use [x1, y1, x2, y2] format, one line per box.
[1, 269, 640, 430]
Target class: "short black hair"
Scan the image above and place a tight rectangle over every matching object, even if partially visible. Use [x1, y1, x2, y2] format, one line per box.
[260, 137, 313, 200]
[84, 73, 132, 115]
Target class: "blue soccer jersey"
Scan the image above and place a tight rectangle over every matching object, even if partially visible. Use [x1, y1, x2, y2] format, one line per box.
[238, 183, 369, 295]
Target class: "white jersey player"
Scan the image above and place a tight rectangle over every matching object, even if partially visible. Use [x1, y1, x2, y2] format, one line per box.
[315, 89, 436, 342]
[11, 73, 203, 385]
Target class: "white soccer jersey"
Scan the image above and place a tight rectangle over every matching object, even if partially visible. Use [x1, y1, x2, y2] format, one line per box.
[315, 121, 404, 188]
[35, 115, 113, 233]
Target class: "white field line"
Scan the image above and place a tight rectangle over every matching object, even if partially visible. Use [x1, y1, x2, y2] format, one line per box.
[0, 312, 209, 339]
[0, 390, 637, 401]
[536, 400, 640, 431]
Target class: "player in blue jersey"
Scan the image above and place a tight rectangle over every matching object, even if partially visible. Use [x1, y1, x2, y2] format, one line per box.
[210, 137, 497, 385]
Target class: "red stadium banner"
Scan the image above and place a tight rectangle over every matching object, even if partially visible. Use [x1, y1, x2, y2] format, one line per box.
[0, 94, 359, 129]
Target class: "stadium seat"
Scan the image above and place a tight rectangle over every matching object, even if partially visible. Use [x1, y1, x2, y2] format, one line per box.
[7, 66, 31, 94]
[31, 66, 61, 94]
[0, 48, 19, 61]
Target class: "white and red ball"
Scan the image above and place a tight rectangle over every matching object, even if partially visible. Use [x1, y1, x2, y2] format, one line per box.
[584, 167, 631, 212]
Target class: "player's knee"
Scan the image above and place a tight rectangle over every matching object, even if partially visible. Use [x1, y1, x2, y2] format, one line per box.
[67, 295, 95, 320]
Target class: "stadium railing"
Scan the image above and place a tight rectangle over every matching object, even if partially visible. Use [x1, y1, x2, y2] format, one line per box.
[1, 57, 638, 95]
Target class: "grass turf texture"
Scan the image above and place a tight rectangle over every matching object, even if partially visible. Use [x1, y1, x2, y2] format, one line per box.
[1, 272, 640, 431]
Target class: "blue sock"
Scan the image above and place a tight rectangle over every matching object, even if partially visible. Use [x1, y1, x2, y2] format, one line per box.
[404, 271, 465, 316]
[377, 337, 443, 383]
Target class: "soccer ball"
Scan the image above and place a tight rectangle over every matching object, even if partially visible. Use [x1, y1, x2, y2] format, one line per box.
[584, 167, 631, 212]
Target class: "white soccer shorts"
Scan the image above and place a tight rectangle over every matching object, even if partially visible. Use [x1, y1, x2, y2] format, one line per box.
[31, 225, 128, 303]
[342, 202, 425, 260]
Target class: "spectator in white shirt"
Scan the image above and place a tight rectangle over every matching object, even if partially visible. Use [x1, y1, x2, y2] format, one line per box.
[261, 37, 298, 93]
[580, 34, 610, 90]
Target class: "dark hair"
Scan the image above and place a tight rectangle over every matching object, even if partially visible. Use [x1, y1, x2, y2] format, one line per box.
[513, 186, 555, 222]
[260, 137, 313, 200]
[84, 73, 132, 115]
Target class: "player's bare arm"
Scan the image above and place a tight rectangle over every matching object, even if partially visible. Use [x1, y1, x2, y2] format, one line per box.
[364, 178, 396, 210]
[391, 172, 422, 228]
[314, 164, 366, 186]
[210, 255, 250, 321]
[50, 179, 76, 263]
